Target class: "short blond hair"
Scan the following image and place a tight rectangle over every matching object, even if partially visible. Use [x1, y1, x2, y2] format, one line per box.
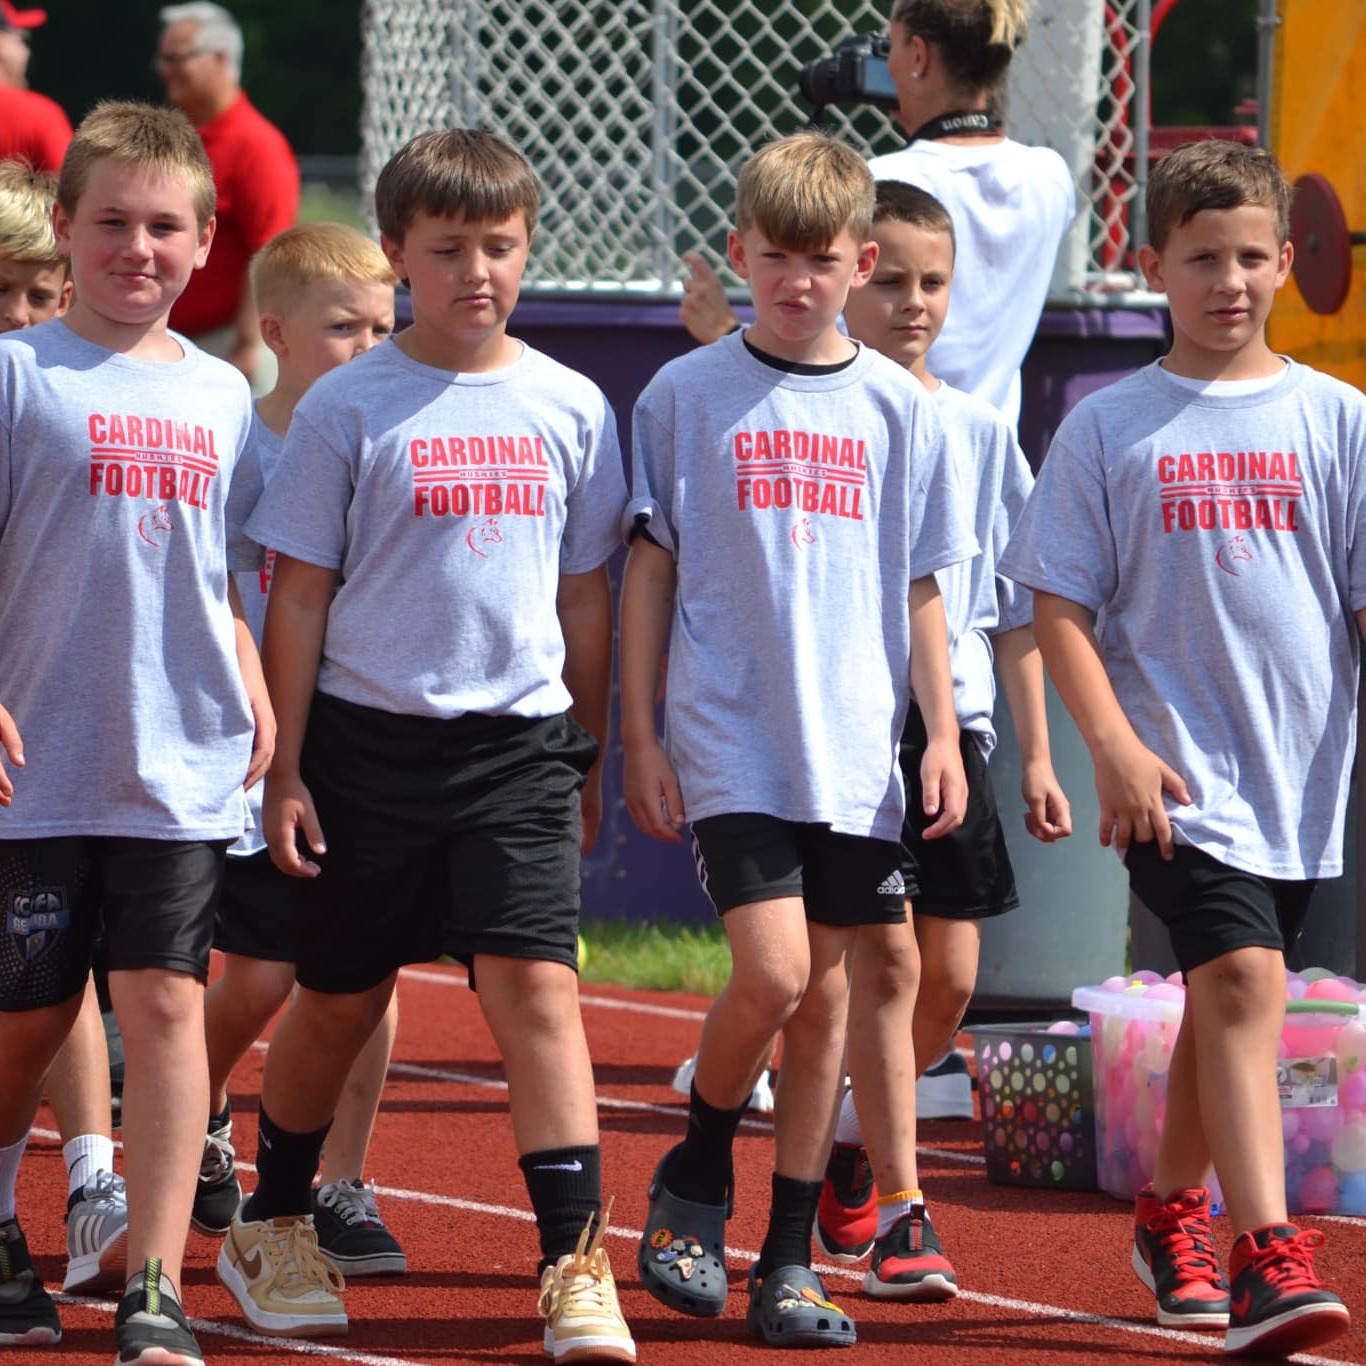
[735, 132, 874, 250]
[1146, 139, 1292, 252]
[250, 222, 397, 316]
[0, 160, 62, 266]
[374, 128, 540, 245]
[58, 100, 217, 231]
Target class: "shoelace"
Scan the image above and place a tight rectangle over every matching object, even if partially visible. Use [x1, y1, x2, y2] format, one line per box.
[80, 1170, 127, 1209]
[259, 1220, 346, 1296]
[200, 1124, 235, 1182]
[319, 1180, 381, 1228]
[1147, 1202, 1224, 1286]
[538, 1198, 620, 1322]
[1244, 1228, 1328, 1293]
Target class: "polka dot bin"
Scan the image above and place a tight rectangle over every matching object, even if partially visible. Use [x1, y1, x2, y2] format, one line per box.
[972, 1021, 1098, 1191]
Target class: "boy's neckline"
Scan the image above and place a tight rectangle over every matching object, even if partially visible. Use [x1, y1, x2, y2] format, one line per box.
[394, 325, 522, 375]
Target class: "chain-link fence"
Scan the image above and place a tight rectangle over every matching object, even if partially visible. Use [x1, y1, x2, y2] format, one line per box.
[359, 0, 1150, 302]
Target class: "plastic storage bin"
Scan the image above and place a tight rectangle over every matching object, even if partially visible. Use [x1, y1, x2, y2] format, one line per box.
[1074, 972, 1366, 1214]
[972, 1021, 1098, 1190]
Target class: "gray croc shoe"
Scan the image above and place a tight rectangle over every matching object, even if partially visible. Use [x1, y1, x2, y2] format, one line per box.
[637, 1146, 730, 1318]
[746, 1264, 857, 1348]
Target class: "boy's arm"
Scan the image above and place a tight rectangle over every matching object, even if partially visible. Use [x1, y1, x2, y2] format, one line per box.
[993, 624, 1072, 842]
[909, 575, 967, 838]
[228, 577, 275, 791]
[619, 537, 685, 841]
[260, 554, 337, 877]
[1033, 591, 1189, 857]
[0, 704, 23, 808]
[558, 564, 613, 855]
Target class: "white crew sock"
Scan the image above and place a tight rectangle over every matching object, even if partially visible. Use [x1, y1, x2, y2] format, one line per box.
[834, 1085, 863, 1147]
[0, 1134, 28, 1224]
[64, 1132, 116, 1198]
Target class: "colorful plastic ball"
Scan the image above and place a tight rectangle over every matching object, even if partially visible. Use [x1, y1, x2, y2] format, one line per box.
[1047, 1020, 1080, 1035]
[1101, 975, 1130, 993]
[1286, 978, 1309, 1000]
[1296, 1165, 1339, 1213]
[1299, 966, 1334, 983]
[1133, 970, 1164, 984]
[1341, 1070, 1366, 1111]
[1282, 1109, 1302, 1142]
[1304, 1105, 1345, 1144]
[1305, 977, 1357, 1004]
[1337, 1171, 1366, 1214]
[1335, 1023, 1366, 1076]
[1331, 1121, 1366, 1174]
[1144, 983, 1186, 1005]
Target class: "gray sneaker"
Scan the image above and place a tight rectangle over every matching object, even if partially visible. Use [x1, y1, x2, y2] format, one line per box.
[312, 1179, 407, 1276]
[64, 1169, 129, 1293]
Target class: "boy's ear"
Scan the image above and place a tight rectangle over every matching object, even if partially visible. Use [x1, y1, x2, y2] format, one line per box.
[849, 238, 879, 292]
[56, 277, 74, 317]
[194, 214, 216, 271]
[726, 229, 751, 281]
[380, 232, 406, 280]
[1275, 238, 1294, 289]
[258, 311, 288, 358]
[51, 200, 72, 259]
[1136, 243, 1164, 293]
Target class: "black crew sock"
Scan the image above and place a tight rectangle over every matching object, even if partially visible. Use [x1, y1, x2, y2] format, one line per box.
[754, 1172, 823, 1279]
[664, 1081, 747, 1206]
[209, 1098, 231, 1132]
[519, 1144, 602, 1273]
[239, 1106, 329, 1222]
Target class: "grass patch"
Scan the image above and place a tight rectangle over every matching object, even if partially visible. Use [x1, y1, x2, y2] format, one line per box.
[580, 919, 729, 996]
[298, 181, 367, 231]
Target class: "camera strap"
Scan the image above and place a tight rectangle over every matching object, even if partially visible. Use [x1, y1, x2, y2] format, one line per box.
[910, 110, 1002, 142]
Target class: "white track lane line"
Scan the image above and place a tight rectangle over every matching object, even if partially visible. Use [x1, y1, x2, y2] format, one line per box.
[33, 1126, 1360, 1366]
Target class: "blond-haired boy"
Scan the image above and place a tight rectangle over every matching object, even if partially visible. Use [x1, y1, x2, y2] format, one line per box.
[219, 129, 635, 1362]
[0, 159, 70, 330]
[623, 131, 974, 1346]
[194, 223, 405, 1277]
[0, 101, 273, 1366]
[1002, 139, 1353, 1357]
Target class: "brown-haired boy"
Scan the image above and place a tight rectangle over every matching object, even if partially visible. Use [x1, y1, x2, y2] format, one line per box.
[218, 129, 636, 1362]
[0, 101, 273, 1364]
[193, 223, 405, 1279]
[622, 131, 974, 1346]
[1002, 139, 1354, 1357]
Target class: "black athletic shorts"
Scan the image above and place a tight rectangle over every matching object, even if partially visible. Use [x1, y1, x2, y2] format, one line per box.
[0, 836, 229, 1011]
[1127, 841, 1316, 974]
[214, 849, 294, 962]
[899, 702, 1019, 920]
[291, 691, 598, 995]
[690, 812, 906, 926]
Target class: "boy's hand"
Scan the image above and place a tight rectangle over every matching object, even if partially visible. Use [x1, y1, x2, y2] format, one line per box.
[1093, 732, 1190, 858]
[919, 736, 968, 839]
[680, 251, 739, 345]
[1022, 758, 1072, 843]
[264, 774, 327, 878]
[0, 703, 24, 806]
[243, 687, 276, 792]
[624, 739, 686, 841]
[580, 765, 604, 855]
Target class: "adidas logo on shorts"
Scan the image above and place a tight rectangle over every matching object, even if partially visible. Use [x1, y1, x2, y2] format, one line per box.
[877, 870, 906, 897]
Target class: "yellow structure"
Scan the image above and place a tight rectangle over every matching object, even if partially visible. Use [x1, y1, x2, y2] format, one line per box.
[1266, 0, 1366, 384]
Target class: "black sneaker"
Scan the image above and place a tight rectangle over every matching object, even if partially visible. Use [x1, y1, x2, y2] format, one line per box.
[115, 1259, 202, 1364]
[0, 1220, 60, 1346]
[312, 1179, 407, 1276]
[190, 1116, 242, 1235]
[813, 1144, 877, 1264]
[1224, 1223, 1350, 1357]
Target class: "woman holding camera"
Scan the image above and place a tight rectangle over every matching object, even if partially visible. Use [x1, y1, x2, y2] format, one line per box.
[680, 0, 1075, 432]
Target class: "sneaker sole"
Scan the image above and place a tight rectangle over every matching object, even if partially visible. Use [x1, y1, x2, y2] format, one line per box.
[215, 1245, 348, 1337]
[813, 1219, 873, 1266]
[1224, 1301, 1351, 1357]
[320, 1250, 408, 1277]
[0, 1324, 61, 1346]
[114, 1342, 205, 1365]
[541, 1325, 638, 1363]
[1130, 1243, 1229, 1328]
[63, 1224, 129, 1293]
[861, 1269, 958, 1302]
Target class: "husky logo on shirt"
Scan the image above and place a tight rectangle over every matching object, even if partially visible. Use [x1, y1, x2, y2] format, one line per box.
[1215, 535, 1254, 576]
[87, 413, 222, 511]
[466, 518, 503, 557]
[408, 433, 550, 521]
[7, 888, 68, 962]
[734, 429, 867, 522]
[136, 503, 175, 547]
[790, 517, 816, 548]
[1157, 449, 1302, 536]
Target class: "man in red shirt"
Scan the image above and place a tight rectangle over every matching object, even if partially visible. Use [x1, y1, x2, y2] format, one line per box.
[157, 2, 299, 390]
[0, 2, 73, 172]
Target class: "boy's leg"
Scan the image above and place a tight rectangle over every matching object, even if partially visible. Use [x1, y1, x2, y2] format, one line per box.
[313, 991, 406, 1277]
[910, 913, 979, 1103]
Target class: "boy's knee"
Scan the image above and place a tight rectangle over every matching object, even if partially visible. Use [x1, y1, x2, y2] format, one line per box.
[732, 961, 808, 1029]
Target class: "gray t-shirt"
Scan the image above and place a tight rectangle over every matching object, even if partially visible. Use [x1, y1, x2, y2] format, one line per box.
[246, 341, 625, 718]
[1000, 360, 1366, 879]
[0, 320, 258, 839]
[932, 382, 1035, 755]
[230, 411, 283, 856]
[630, 332, 977, 840]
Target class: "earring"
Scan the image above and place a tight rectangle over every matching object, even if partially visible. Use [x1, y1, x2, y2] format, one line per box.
[910, 71, 922, 79]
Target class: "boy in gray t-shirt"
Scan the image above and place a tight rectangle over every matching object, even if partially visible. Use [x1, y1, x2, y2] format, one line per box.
[220, 130, 635, 1362]
[0, 103, 270, 1365]
[623, 132, 974, 1346]
[1002, 140, 1355, 1357]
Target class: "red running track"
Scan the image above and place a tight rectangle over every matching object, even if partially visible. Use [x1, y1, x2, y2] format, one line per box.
[15, 958, 1366, 1365]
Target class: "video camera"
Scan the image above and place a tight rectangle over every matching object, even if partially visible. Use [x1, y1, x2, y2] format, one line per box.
[797, 33, 899, 113]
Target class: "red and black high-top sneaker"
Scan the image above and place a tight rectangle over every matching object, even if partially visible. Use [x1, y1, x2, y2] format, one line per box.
[861, 1204, 958, 1302]
[813, 1144, 877, 1264]
[1224, 1223, 1350, 1357]
[1131, 1184, 1230, 1328]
